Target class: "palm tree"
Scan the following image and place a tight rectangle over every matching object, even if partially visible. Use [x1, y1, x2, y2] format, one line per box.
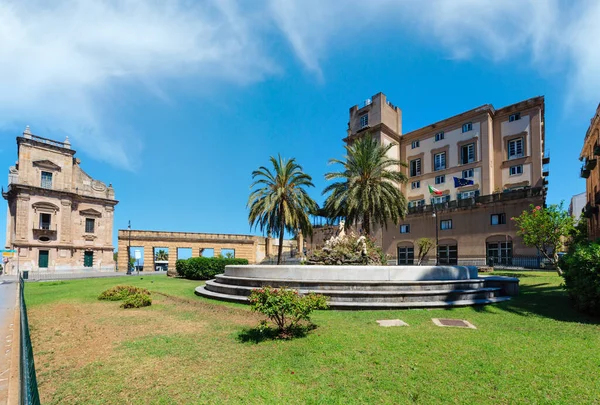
[248, 155, 318, 264]
[323, 135, 408, 235]
[155, 249, 168, 261]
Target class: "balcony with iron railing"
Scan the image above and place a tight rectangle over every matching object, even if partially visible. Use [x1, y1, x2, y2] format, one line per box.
[32, 223, 57, 238]
[407, 187, 544, 215]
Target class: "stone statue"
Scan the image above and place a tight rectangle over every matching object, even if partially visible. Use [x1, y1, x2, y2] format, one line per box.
[337, 220, 346, 238]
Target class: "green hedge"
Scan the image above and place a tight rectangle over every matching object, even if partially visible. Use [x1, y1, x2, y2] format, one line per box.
[176, 257, 248, 280]
[561, 242, 600, 315]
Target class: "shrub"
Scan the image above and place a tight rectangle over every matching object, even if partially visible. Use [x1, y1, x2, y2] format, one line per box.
[98, 285, 150, 301]
[248, 286, 328, 338]
[176, 257, 249, 280]
[561, 242, 600, 314]
[120, 293, 152, 309]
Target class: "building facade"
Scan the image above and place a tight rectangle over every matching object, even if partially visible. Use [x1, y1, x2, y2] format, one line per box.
[579, 103, 600, 240]
[313, 93, 548, 266]
[569, 192, 586, 223]
[2, 128, 118, 274]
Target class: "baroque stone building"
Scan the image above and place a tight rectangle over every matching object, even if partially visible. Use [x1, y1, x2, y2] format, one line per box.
[579, 103, 600, 239]
[3, 128, 118, 274]
[311, 92, 548, 266]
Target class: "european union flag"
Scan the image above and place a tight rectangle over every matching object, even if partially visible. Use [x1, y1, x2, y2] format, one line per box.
[454, 177, 474, 187]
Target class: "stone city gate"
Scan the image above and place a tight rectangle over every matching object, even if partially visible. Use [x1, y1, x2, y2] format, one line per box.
[116, 230, 278, 273]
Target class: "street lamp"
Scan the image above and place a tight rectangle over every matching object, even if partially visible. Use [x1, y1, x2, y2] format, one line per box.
[432, 200, 439, 266]
[127, 220, 132, 275]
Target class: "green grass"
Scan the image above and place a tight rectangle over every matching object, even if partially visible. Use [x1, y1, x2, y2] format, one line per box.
[26, 272, 600, 404]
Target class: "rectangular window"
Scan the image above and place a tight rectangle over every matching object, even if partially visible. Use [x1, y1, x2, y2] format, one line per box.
[41, 171, 53, 189]
[411, 181, 420, 190]
[359, 114, 369, 128]
[508, 138, 524, 159]
[438, 245, 458, 265]
[411, 140, 420, 149]
[460, 143, 475, 164]
[431, 195, 450, 204]
[410, 158, 422, 177]
[462, 122, 473, 133]
[408, 199, 425, 208]
[462, 168, 474, 178]
[435, 132, 445, 142]
[509, 113, 521, 122]
[491, 213, 506, 225]
[435, 175, 445, 185]
[397, 246, 414, 265]
[509, 165, 523, 176]
[399, 224, 410, 233]
[85, 218, 95, 233]
[39, 213, 51, 230]
[221, 248, 235, 258]
[434, 152, 446, 171]
[440, 219, 453, 230]
[459, 190, 479, 199]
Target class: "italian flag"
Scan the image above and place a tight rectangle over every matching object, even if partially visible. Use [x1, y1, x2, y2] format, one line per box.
[428, 184, 443, 195]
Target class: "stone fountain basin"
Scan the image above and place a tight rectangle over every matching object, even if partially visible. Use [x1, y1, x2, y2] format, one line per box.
[223, 265, 478, 282]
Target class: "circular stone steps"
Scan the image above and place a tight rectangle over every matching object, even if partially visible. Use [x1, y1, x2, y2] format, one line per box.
[195, 265, 519, 310]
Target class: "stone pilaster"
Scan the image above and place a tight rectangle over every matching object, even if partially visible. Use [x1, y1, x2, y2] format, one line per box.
[15, 195, 30, 242]
[60, 200, 72, 243]
[143, 245, 154, 272]
[104, 206, 114, 249]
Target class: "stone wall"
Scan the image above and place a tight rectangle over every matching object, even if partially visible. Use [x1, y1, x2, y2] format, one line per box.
[116, 230, 296, 273]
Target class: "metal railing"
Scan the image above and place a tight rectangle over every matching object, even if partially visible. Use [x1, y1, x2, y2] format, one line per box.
[486, 256, 550, 270]
[19, 273, 41, 405]
[407, 187, 544, 215]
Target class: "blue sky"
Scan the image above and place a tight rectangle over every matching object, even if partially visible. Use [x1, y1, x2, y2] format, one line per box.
[1, 0, 599, 248]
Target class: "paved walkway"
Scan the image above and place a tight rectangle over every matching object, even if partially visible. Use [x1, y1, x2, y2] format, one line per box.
[0, 276, 18, 405]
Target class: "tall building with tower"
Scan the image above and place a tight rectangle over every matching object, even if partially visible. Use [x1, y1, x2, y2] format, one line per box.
[2, 127, 118, 274]
[312, 92, 548, 266]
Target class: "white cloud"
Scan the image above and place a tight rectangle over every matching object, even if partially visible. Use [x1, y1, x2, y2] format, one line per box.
[1, 0, 598, 171]
[0, 0, 277, 170]
[270, 0, 600, 105]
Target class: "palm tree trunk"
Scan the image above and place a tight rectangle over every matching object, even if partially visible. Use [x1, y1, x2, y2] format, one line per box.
[277, 229, 285, 265]
[277, 207, 285, 265]
[363, 213, 370, 236]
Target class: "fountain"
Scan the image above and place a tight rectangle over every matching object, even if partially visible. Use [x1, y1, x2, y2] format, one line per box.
[195, 223, 518, 309]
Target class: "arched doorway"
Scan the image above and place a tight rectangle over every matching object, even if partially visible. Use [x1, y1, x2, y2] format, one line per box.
[437, 239, 458, 265]
[486, 235, 512, 266]
[397, 242, 414, 265]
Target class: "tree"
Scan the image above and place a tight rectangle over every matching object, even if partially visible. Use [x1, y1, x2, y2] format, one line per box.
[248, 155, 318, 265]
[511, 203, 575, 275]
[155, 249, 169, 261]
[416, 238, 435, 265]
[322, 135, 408, 235]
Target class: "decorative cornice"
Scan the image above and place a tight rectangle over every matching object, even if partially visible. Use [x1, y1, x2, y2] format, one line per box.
[33, 159, 62, 172]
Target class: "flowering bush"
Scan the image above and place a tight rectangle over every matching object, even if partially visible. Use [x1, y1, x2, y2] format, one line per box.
[248, 286, 328, 337]
[511, 203, 574, 274]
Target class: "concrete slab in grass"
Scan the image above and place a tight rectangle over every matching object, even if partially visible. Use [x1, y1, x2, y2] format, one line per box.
[376, 319, 409, 327]
[432, 318, 476, 329]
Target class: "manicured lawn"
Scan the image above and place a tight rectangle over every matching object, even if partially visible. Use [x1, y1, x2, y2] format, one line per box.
[26, 272, 600, 404]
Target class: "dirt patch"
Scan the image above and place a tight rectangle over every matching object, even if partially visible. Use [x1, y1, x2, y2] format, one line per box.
[28, 293, 263, 403]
